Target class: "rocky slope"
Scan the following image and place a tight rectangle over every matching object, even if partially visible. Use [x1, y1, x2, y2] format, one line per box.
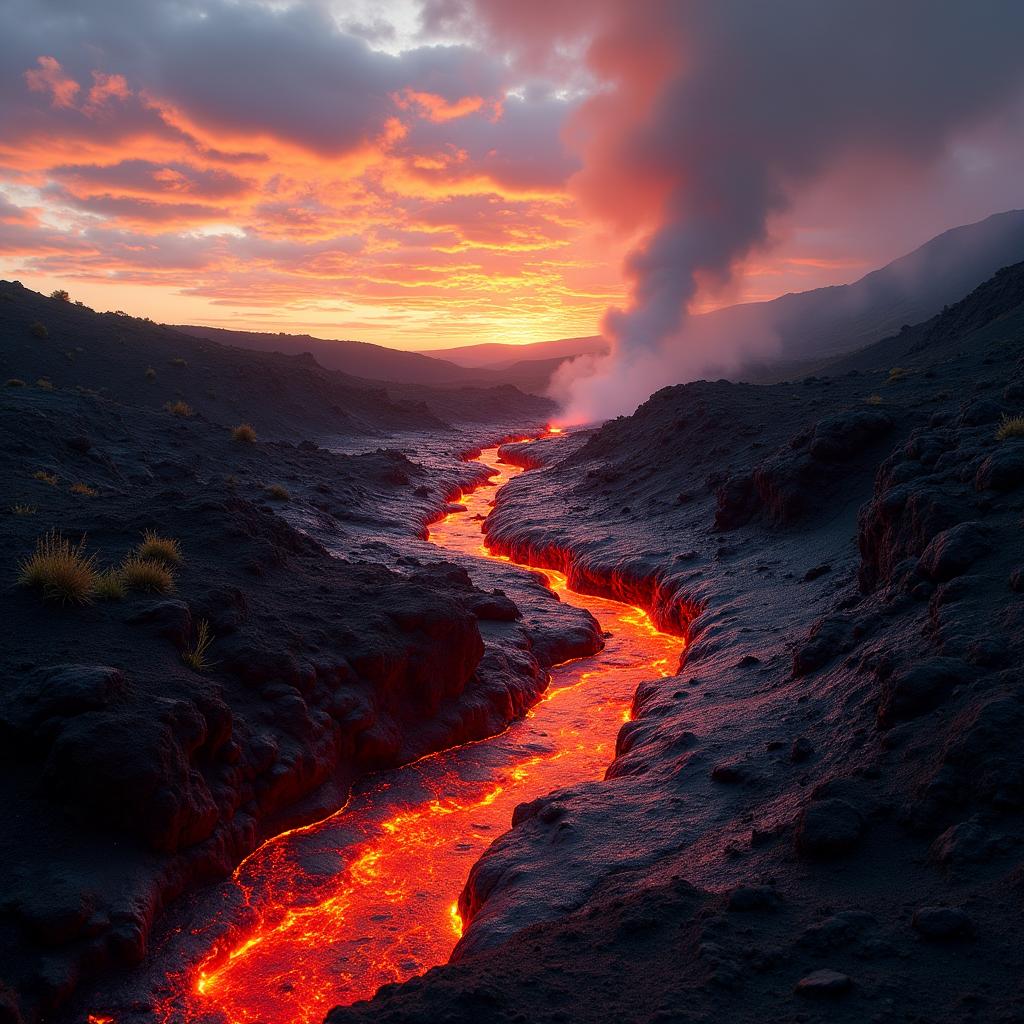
[0, 283, 591, 1023]
[327, 263, 1024, 1024]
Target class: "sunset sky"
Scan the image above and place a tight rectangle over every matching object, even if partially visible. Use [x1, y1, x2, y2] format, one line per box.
[1, 1, 1022, 350]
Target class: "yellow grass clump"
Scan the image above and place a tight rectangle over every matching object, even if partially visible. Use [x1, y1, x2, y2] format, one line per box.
[181, 619, 215, 672]
[120, 555, 175, 594]
[266, 484, 290, 501]
[231, 423, 257, 443]
[996, 414, 1024, 441]
[17, 530, 97, 604]
[11, 504, 37, 516]
[33, 470, 57, 486]
[137, 529, 181, 565]
[95, 569, 126, 600]
[70, 482, 97, 496]
[165, 400, 194, 417]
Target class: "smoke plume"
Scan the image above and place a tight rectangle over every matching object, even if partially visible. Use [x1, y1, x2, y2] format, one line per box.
[431, 0, 1024, 422]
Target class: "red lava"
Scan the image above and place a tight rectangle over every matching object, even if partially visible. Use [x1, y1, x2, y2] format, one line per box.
[144, 436, 685, 1024]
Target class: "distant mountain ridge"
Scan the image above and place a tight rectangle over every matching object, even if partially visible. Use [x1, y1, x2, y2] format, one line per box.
[177, 209, 1024, 392]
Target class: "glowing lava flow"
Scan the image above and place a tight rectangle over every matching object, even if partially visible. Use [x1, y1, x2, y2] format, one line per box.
[148, 437, 685, 1024]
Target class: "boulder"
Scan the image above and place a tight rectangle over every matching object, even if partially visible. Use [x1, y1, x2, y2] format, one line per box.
[795, 798, 865, 859]
[916, 522, 990, 582]
[794, 969, 852, 997]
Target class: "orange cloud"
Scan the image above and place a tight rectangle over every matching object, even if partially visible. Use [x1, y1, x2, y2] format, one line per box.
[24, 56, 80, 109]
[394, 89, 490, 123]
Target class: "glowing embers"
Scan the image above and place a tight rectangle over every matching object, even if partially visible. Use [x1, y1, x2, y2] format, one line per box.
[159, 441, 685, 1024]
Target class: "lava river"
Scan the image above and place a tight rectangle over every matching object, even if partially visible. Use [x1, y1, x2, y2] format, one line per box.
[150, 438, 686, 1024]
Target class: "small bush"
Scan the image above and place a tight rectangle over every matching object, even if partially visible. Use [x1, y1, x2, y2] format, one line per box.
[266, 484, 290, 501]
[120, 555, 174, 594]
[70, 482, 97, 497]
[49, 289, 69, 302]
[181, 619, 215, 672]
[30, 322, 48, 339]
[137, 529, 181, 565]
[17, 530, 97, 604]
[11, 504, 37, 516]
[996, 414, 1024, 441]
[95, 569, 125, 600]
[6, 378, 25, 387]
[36, 378, 53, 391]
[225, 474, 238, 489]
[170, 357, 188, 367]
[145, 367, 157, 381]
[165, 400, 194, 418]
[33, 470, 58, 486]
[887, 367, 909, 383]
[232, 423, 257, 443]
[865, 395, 883, 405]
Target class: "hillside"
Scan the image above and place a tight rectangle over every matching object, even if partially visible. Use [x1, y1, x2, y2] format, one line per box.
[326, 261, 1024, 1024]
[423, 335, 609, 370]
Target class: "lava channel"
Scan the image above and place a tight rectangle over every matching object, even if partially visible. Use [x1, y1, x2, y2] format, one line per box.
[139, 437, 686, 1024]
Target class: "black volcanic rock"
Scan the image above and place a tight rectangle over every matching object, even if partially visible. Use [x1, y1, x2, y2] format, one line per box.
[795, 798, 865, 859]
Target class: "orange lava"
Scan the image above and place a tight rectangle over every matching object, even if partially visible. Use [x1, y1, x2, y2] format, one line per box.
[146, 437, 685, 1024]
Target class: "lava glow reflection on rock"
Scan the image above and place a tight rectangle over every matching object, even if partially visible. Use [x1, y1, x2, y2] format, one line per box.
[154, 438, 685, 1024]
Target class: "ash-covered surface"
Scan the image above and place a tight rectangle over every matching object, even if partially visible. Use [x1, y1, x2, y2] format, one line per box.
[0, 283, 589, 1023]
[327, 265, 1024, 1024]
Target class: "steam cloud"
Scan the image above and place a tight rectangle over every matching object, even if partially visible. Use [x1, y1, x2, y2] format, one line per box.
[432, 0, 1024, 422]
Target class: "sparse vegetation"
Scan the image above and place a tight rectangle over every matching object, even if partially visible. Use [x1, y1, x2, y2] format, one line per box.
[10, 504, 37, 516]
[32, 470, 57, 486]
[165, 400, 194, 418]
[266, 484, 291, 501]
[181, 619, 215, 672]
[30, 321, 48, 339]
[6, 378, 25, 387]
[865, 395, 883, 405]
[69, 482, 97, 497]
[137, 529, 182, 565]
[232, 423, 257, 443]
[170, 357, 188, 367]
[120, 555, 174, 594]
[35, 378, 53, 390]
[49, 288, 69, 302]
[225, 474, 238, 489]
[887, 367, 909, 383]
[95, 569, 125, 600]
[996, 414, 1024, 440]
[145, 366, 157, 381]
[17, 530, 97, 605]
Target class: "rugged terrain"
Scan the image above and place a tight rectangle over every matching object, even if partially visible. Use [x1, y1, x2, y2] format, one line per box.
[0, 283, 599, 1023]
[326, 264, 1024, 1024]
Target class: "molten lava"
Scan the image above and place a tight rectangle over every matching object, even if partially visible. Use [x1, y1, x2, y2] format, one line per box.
[141, 437, 685, 1024]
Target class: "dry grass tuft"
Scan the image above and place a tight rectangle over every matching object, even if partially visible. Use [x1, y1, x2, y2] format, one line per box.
[181, 619, 215, 672]
[865, 395, 883, 405]
[30, 321, 48, 339]
[95, 569, 125, 600]
[36, 378, 53, 391]
[137, 529, 181, 565]
[165, 400, 194, 417]
[266, 484, 290, 501]
[231, 423, 257, 443]
[996, 414, 1024, 441]
[33, 470, 58, 486]
[145, 366, 157, 381]
[887, 367, 909, 383]
[6, 378, 25, 387]
[120, 555, 175, 593]
[170, 356, 188, 367]
[17, 530, 97, 604]
[11, 504, 37, 516]
[70, 482, 97, 497]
